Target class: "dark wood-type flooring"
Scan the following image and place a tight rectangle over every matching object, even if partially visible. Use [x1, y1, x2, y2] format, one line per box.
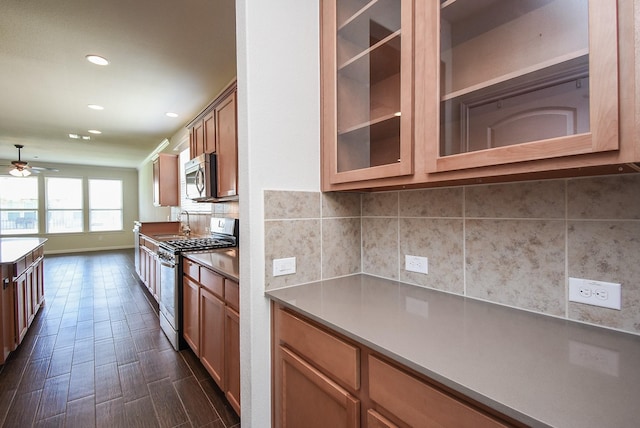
[0, 250, 241, 428]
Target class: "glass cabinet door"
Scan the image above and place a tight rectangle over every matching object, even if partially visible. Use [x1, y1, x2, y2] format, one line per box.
[433, 0, 619, 172]
[322, 0, 413, 185]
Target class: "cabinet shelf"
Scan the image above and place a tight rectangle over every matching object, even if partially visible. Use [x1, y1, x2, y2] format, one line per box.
[442, 50, 589, 102]
[338, 112, 400, 136]
[440, 0, 502, 23]
[338, 30, 401, 84]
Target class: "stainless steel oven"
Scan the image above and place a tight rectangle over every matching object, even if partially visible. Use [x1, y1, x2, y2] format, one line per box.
[156, 217, 238, 350]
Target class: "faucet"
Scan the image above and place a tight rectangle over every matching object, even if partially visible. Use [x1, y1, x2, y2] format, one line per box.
[179, 210, 191, 237]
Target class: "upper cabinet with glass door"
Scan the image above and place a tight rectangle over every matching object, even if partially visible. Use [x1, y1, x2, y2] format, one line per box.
[429, 0, 619, 172]
[321, 0, 414, 187]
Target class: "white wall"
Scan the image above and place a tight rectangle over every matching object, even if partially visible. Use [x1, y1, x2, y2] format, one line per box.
[236, 0, 320, 425]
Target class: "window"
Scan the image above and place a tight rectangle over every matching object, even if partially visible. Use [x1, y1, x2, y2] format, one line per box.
[46, 177, 83, 233]
[0, 176, 39, 235]
[89, 179, 123, 231]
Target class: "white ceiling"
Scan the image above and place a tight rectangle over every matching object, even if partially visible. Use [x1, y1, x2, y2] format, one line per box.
[0, 0, 237, 170]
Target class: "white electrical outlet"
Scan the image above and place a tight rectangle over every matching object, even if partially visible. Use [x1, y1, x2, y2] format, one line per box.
[405, 255, 428, 274]
[273, 257, 296, 277]
[569, 277, 621, 310]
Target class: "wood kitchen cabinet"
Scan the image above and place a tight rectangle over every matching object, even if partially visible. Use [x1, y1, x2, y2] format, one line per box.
[187, 79, 238, 200]
[183, 274, 200, 356]
[152, 153, 179, 207]
[1, 242, 45, 364]
[138, 235, 160, 302]
[182, 256, 241, 415]
[322, 0, 640, 192]
[321, 0, 414, 186]
[272, 303, 522, 428]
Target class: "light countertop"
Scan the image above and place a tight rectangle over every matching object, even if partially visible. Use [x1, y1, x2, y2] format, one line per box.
[266, 274, 640, 428]
[184, 248, 239, 282]
[0, 237, 47, 264]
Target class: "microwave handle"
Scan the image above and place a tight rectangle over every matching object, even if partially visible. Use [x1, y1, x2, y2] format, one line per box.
[195, 167, 205, 195]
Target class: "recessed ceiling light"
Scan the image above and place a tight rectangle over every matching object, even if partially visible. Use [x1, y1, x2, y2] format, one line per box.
[88, 130, 102, 134]
[69, 134, 79, 139]
[86, 55, 109, 66]
[88, 104, 104, 110]
[82, 136, 91, 140]
[165, 112, 179, 118]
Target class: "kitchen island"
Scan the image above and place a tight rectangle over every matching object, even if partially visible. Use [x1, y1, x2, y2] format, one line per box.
[1, 237, 47, 364]
[267, 274, 640, 428]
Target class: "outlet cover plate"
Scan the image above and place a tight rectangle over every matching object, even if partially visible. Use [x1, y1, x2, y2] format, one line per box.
[273, 257, 296, 277]
[405, 255, 428, 274]
[569, 277, 621, 310]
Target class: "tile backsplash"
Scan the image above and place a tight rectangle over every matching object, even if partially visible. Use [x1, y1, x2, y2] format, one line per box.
[264, 174, 640, 335]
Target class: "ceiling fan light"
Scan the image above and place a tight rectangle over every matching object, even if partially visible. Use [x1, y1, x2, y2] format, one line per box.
[69, 133, 79, 139]
[10, 168, 31, 177]
[87, 104, 104, 110]
[82, 135, 91, 140]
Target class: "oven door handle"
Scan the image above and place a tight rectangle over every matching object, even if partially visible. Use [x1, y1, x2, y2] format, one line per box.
[159, 259, 175, 269]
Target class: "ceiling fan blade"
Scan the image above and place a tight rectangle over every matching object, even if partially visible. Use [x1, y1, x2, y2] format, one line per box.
[30, 166, 59, 172]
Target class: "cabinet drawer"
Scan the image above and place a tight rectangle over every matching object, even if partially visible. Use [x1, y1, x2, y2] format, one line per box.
[13, 257, 27, 278]
[276, 308, 359, 391]
[200, 267, 224, 299]
[224, 279, 239, 311]
[183, 258, 200, 281]
[368, 356, 509, 428]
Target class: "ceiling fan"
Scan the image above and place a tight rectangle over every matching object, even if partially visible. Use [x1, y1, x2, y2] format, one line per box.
[5, 144, 59, 177]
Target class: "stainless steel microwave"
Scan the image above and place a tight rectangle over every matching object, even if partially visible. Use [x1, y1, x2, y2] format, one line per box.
[185, 153, 217, 201]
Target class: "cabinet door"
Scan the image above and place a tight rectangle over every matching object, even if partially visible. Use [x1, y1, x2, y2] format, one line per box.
[200, 287, 225, 387]
[203, 110, 216, 154]
[34, 258, 44, 307]
[192, 120, 205, 158]
[321, 0, 414, 186]
[182, 276, 200, 356]
[215, 91, 238, 198]
[427, 0, 618, 173]
[14, 273, 28, 344]
[368, 355, 509, 428]
[2, 269, 16, 361]
[275, 346, 359, 428]
[225, 305, 240, 416]
[367, 409, 398, 428]
[153, 154, 179, 207]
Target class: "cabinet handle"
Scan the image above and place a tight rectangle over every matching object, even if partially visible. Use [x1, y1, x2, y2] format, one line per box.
[3, 278, 9, 290]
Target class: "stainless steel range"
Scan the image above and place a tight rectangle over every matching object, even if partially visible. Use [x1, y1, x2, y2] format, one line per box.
[157, 217, 238, 350]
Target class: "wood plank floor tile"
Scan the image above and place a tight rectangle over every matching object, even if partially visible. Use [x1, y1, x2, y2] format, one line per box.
[118, 362, 149, 402]
[159, 348, 192, 381]
[148, 378, 189, 428]
[124, 396, 159, 428]
[68, 361, 95, 402]
[200, 378, 241, 428]
[47, 346, 73, 378]
[93, 320, 113, 342]
[95, 397, 127, 428]
[94, 362, 122, 404]
[18, 358, 50, 393]
[34, 413, 65, 427]
[0, 388, 16, 427]
[173, 376, 221, 427]
[94, 339, 117, 367]
[75, 319, 95, 340]
[3, 389, 42, 427]
[36, 373, 70, 420]
[65, 395, 96, 428]
[30, 335, 57, 360]
[72, 338, 95, 364]
[179, 348, 212, 382]
[114, 337, 138, 366]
